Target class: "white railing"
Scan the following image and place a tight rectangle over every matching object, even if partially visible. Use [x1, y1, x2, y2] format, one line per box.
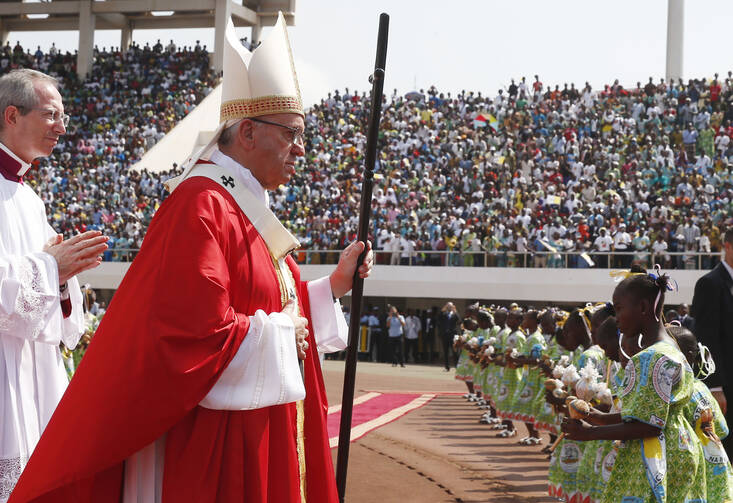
[104, 248, 721, 270]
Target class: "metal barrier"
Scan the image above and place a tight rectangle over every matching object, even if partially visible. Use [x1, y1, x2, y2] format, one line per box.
[106, 248, 721, 270]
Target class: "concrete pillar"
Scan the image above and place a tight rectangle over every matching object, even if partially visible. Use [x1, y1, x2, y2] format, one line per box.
[0, 19, 8, 48]
[77, 0, 96, 78]
[213, 0, 231, 74]
[666, 0, 684, 83]
[251, 23, 262, 46]
[120, 19, 132, 52]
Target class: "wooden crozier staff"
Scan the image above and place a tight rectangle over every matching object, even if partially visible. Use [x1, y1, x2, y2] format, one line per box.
[335, 12, 390, 503]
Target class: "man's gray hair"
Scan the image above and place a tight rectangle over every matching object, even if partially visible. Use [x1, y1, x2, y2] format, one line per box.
[217, 119, 244, 147]
[0, 69, 59, 130]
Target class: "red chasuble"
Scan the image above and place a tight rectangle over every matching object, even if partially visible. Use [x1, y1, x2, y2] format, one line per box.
[8, 177, 338, 503]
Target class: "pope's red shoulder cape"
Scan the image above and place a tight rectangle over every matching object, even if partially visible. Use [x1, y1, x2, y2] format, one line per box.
[9, 176, 338, 503]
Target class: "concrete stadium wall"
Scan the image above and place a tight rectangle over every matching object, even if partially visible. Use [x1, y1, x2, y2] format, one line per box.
[78, 263, 705, 305]
[131, 84, 222, 173]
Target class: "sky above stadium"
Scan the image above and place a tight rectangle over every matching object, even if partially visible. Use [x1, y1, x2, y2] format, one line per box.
[12, 0, 733, 107]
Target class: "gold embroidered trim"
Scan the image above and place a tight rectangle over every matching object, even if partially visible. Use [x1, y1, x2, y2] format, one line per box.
[220, 95, 303, 122]
[269, 253, 306, 501]
[296, 399, 307, 503]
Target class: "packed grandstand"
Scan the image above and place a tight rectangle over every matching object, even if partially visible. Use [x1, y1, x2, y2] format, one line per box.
[9, 42, 732, 269]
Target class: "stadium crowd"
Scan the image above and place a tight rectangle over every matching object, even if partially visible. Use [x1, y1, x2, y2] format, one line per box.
[5, 41, 732, 269]
[290, 76, 732, 270]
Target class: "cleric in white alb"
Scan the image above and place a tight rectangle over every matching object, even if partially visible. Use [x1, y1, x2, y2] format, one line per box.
[0, 69, 108, 502]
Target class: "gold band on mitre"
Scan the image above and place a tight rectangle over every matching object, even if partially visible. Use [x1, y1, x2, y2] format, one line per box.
[220, 95, 303, 122]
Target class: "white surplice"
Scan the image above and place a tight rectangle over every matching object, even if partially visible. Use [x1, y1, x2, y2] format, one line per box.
[0, 156, 85, 502]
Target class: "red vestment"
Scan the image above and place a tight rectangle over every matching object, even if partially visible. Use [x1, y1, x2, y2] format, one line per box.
[8, 177, 338, 503]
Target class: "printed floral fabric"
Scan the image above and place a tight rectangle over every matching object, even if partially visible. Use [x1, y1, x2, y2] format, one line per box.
[602, 342, 705, 503]
[495, 330, 526, 418]
[683, 378, 733, 503]
[511, 330, 546, 423]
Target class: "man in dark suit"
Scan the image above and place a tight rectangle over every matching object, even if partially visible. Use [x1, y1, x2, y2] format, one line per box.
[691, 227, 733, 457]
[437, 302, 460, 371]
[677, 303, 695, 331]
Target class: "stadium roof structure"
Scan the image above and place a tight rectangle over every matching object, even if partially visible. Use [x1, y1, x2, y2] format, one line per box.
[0, 0, 296, 77]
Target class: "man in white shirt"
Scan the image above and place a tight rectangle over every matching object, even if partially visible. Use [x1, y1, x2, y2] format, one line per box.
[651, 234, 670, 267]
[612, 223, 632, 267]
[388, 232, 401, 265]
[404, 309, 422, 364]
[593, 227, 613, 268]
[0, 69, 108, 499]
[400, 234, 417, 265]
[387, 306, 406, 367]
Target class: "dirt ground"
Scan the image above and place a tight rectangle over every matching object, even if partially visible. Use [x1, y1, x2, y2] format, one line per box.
[323, 360, 557, 503]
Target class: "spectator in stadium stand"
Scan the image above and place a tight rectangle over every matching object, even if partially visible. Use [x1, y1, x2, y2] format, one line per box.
[612, 223, 632, 267]
[691, 228, 733, 458]
[593, 227, 613, 268]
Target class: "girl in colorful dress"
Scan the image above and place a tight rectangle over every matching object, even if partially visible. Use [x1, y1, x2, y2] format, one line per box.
[547, 307, 594, 502]
[487, 308, 512, 430]
[455, 318, 478, 398]
[494, 308, 526, 438]
[670, 325, 733, 503]
[535, 309, 571, 452]
[580, 303, 648, 502]
[585, 316, 623, 503]
[474, 309, 497, 422]
[481, 308, 506, 426]
[510, 309, 546, 445]
[472, 310, 493, 409]
[561, 270, 706, 503]
[574, 304, 615, 503]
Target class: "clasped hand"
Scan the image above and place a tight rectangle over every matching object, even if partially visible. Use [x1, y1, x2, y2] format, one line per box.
[43, 230, 108, 285]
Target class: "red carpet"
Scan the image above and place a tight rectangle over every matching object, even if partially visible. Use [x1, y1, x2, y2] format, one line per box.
[327, 392, 435, 448]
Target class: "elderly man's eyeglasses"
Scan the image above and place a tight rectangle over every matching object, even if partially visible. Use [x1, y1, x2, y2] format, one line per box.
[16, 106, 70, 127]
[249, 117, 304, 146]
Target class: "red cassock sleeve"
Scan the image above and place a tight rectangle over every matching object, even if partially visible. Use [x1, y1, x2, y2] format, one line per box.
[9, 179, 252, 503]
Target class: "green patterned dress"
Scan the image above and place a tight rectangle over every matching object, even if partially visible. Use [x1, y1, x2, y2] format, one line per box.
[601, 341, 706, 503]
[455, 330, 477, 382]
[511, 329, 546, 423]
[683, 379, 733, 503]
[472, 328, 490, 394]
[533, 335, 569, 434]
[496, 329, 527, 419]
[575, 347, 609, 503]
[481, 325, 503, 398]
[487, 326, 510, 406]
[548, 348, 590, 501]
[588, 362, 623, 503]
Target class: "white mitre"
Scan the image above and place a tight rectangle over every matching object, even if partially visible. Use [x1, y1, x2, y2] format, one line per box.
[169, 11, 303, 188]
[220, 12, 303, 121]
